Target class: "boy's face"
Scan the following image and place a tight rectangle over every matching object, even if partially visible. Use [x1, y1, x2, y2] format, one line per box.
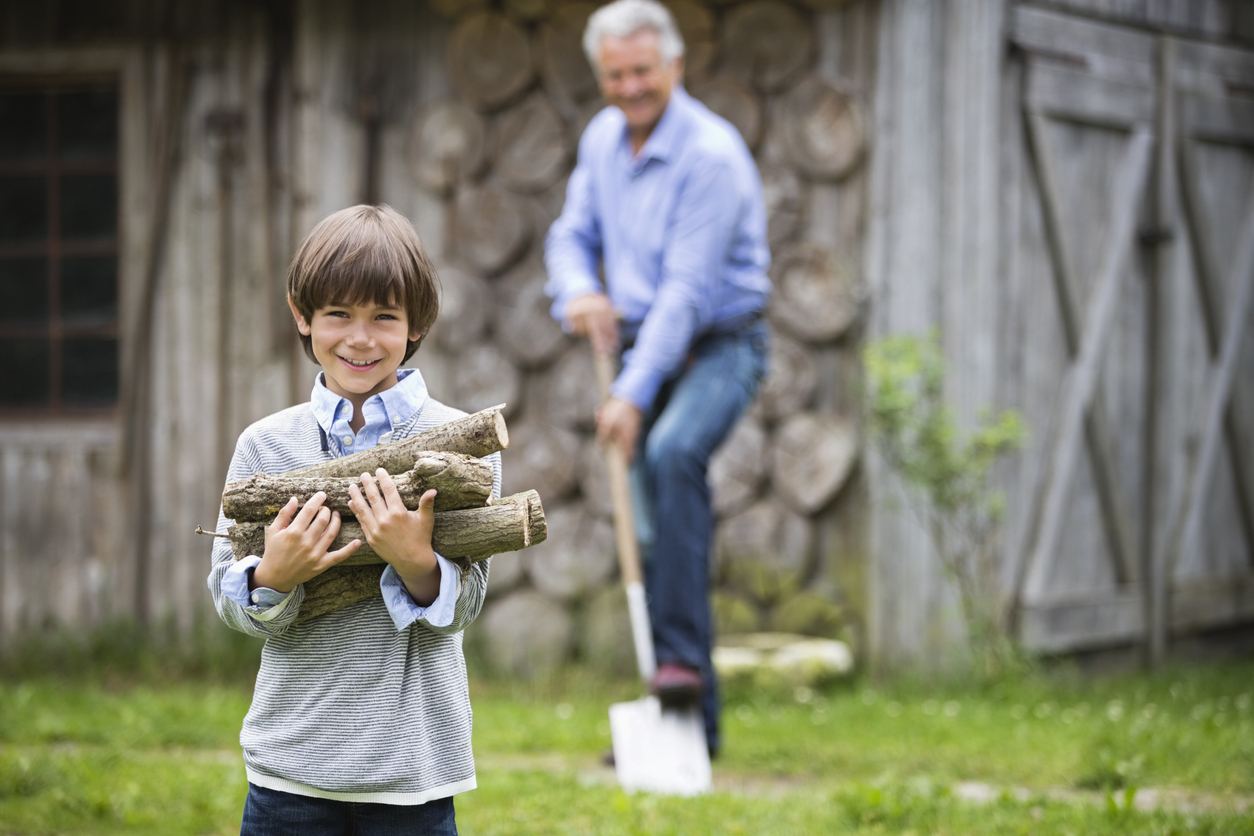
[288, 296, 419, 407]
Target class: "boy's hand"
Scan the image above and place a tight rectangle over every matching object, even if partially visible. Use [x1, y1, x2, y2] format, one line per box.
[253, 492, 361, 594]
[349, 469, 441, 607]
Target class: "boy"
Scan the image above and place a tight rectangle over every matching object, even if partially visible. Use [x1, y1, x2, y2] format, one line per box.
[208, 204, 497, 835]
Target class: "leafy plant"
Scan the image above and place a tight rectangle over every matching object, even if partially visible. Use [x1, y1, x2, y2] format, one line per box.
[863, 332, 1027, 678]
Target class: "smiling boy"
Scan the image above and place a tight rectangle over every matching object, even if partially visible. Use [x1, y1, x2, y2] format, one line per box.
[208, 204, 497, 835]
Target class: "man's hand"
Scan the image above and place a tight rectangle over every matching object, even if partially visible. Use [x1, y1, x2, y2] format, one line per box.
[564, 293, 620, 355]
[597, 396, 643, 462]
[254, 493, 360, 593]
[349, 469, 441, 607]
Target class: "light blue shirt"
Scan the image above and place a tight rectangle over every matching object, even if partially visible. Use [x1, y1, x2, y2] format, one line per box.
[221, 368, 459, 631]
[544, 86, 771, 412]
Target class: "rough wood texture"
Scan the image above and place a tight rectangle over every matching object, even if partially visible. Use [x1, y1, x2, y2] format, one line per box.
[453, 184, 533, 275]
[716, 498, 815, 603]
[494, 267, 571, 369]
[403, 99, 486, 195]
[222, 451, 495, 521]
[769, 242, 860, 344]
[451, 343, 522, 419]
[493, 94, 571, 193]
[753, 333, 818, 425]
[230, 490, 547, 565]
[447, 11, 534, 111]
[296, 564, 386, 624]
[780, 76, 865, 180]
[691, 75, 762, 149]
[521, 503, 616, 601]
[709, 416, 769, 518]
[721, 0, 814, 93]
[759, 161, 807, 248]
[501, 422, 582, 501]
[527, 344, 598, 430]
[431, 265, 492, 351]
[282, 405, 509, 480]
[771, 412, 858, 515]
[535, 1, 599, 113]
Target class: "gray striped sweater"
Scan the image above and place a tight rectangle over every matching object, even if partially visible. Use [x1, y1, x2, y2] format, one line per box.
[207, 395, 499, 805]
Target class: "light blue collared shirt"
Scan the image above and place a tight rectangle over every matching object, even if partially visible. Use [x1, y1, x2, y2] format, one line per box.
[221, 368, 459, 631]
[544, 86, 771, 412]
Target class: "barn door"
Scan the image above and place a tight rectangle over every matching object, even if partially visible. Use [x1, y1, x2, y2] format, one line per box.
[1008, 7, 1254, 657]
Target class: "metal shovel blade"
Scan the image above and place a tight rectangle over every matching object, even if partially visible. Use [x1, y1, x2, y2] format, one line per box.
[609, 696, 712, 796]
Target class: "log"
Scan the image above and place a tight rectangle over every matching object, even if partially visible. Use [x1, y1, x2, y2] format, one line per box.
[503, 0, 549, 23]
[521, 503, 616, 601]
[453, 184, 532, 275]
[709, 415, 769, 518]
[493, 94, 572, 194]
[577, 437, 612, 518]
[780, 76, 865, 181]
[447, 11, 534, 111]
[431, 265, 492, 351]
[691, 75, 762, 149]
[721, 0, 814, 93]
[715, 497, 815, 603]
[754, 332, 817, 424]
[768, 241, 860, 344]
[759, 161, 807, 249]
[494, 265, 571, 368]
[279, 404, 509, 480]
[428, 0, 488, 20]
[526, 344, 598, 430]
[664, 0, 717, 83]
[297, 564, 386, 624]
[535, 2, 600, 113]
[451, 343, 522, 419]
[770, 412, 858, 515]
[230, 490, 547, 566]
[477, 589, 574, 677]
[223, 451, 495, 521]
[403, 99, 487, 195]
[501, 422, 581, 501]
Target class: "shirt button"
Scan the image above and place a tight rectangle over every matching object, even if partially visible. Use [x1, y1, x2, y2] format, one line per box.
[343, 436, 353, 445]
[251, 593, 260, 603]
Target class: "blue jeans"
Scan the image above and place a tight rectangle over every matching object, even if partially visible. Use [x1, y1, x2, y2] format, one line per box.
[240, 784, 457, 836]
[630, 321, 769, 752]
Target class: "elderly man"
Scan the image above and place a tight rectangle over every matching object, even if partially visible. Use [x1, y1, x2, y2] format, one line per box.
[544, 0, 770, 755]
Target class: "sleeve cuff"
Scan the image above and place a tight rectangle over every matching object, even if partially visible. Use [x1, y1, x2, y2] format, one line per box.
[222, 556, 297, 623]
[379, 553, 462, 632]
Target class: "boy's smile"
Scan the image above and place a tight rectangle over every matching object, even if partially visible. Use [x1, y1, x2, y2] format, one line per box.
[288, 296, 419, 424]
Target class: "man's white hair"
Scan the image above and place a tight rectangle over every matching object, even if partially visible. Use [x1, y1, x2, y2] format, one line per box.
[583, 0, 685, 71]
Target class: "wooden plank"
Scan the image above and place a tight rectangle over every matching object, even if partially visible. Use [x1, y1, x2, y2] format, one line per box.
[1176, 91, 1254, 145]
[1085, 395, 1140, 583]
[1025, 62, 1156, 128]
[1018, 588, 1145, 653]
[1011, 6, 1156, 75]
[1022, 126, 1154, 601]
[1170, 573, 1254, 631]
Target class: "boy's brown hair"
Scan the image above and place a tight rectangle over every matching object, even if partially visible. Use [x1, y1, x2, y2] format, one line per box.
[287, 204, 440, 364]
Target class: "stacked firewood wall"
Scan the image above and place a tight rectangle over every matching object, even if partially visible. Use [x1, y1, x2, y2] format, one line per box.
[410, 0, 867, 676]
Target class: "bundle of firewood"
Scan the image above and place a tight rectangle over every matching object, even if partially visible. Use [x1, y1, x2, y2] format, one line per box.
[221, 405, 545, 623]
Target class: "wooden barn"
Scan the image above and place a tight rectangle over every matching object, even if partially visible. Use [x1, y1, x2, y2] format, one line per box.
[1, 0, 1252, 673]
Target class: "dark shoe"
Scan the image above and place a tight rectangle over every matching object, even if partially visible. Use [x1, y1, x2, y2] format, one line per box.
[650, 663, 703, 709]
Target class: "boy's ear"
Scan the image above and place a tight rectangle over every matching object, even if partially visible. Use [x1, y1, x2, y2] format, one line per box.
[409, 328, 423, 343]
[287, 294, 312, 336]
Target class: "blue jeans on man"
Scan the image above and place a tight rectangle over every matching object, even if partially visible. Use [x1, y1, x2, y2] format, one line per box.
[629, 320, 769, 753]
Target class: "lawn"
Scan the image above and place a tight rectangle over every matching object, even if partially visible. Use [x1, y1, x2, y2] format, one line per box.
[1, 648, 1252, 835]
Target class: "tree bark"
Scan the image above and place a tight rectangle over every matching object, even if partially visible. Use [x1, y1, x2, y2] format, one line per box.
[296, 565, 386, 624]
[223, 451, 495, 521]
[229, 490, 547, 565]
[279, 404, 509, 480]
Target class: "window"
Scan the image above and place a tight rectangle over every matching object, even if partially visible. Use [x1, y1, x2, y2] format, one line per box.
[0, 78, 119, 415]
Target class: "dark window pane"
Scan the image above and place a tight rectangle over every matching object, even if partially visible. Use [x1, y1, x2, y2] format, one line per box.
[58, 89, 118, 161]
[0, 93, 47, 163]
[61, 257, 116, 324]
[62, 337, 117, 405]
[0, 258, 48, 324]
[60, 174, 116, 238]
[0, 176, 48, 241]
[0, 338, 50, 405]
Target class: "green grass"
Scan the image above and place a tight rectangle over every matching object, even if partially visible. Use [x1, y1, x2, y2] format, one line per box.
[1, 652, 1252, 835]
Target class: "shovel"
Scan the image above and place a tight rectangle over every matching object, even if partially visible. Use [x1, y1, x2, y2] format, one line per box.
[593, 350, 712, 797]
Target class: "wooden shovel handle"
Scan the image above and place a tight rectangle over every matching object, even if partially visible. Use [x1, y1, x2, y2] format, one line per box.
[593, 351, 644, 588]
